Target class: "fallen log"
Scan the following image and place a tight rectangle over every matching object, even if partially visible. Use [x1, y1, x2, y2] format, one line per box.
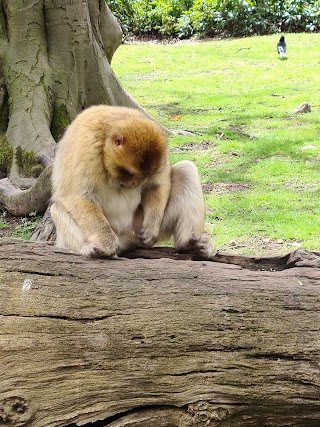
[0, 238, 319, 427]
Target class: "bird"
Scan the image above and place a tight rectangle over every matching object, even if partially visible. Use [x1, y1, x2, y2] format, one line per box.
[277, 35, 286, 59]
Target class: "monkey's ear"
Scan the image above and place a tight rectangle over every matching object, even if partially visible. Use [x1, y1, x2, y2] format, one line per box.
[112, 134, 124, 146]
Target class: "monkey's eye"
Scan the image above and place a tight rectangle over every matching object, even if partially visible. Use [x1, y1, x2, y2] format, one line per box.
[117, 167, 137, 182]
[118, 167, 133, 178]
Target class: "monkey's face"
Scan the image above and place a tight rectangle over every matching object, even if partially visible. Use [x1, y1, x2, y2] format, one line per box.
[116, 166, 143, 188]
[103, 145, 153, 189]
[103, 125, 167, 189]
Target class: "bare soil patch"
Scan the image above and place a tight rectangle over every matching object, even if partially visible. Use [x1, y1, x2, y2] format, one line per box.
[0, 213, 23, 237]
[220, 236, 301, 257]
[203, 182, 250, 194]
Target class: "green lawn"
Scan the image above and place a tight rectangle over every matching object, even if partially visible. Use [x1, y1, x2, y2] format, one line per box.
[112, 33, 320, 254]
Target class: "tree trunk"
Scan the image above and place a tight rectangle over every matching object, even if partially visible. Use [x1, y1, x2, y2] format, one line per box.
[0, 0, 143, 208]
[1, 238, 319, 427]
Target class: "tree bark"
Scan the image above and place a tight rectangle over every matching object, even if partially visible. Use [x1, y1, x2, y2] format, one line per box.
[0, 238, 319, 427]
[0, 0, 142, 192]
[0, 166, 52, 215]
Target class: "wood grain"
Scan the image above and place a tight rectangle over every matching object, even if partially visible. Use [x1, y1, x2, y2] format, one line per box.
[0, 238, 319, 427]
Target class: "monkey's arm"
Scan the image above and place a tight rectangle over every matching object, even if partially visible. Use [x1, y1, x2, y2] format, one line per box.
[138, 180, 171, 246]
[51, 196, 119, 257]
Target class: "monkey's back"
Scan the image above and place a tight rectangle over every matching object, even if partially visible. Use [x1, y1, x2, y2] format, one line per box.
[52, 106, 165, 196]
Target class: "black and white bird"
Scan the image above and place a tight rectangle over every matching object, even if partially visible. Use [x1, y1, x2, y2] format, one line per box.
[277, 35, 287, 59]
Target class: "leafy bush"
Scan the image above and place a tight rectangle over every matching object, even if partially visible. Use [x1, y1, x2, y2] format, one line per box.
[108, 0, 193, 37]
[107, 0, 135, 34]
[107, 0, 320, 38]
[280, 0, 320, 32]
[188, 0, 320, 37]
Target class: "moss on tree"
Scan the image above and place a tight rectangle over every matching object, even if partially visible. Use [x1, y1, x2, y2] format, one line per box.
[15, 146, 37, 178]
[0, 135, 13, 178]
[8, 96, 13, 116]
[51, 104, 71, 141]
[0, 92, 9, 133]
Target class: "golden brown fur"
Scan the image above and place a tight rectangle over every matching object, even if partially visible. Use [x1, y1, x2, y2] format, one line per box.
[51, 105, 214, 258]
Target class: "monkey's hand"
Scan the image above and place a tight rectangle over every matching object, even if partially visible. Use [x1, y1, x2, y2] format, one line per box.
[188, 233, 216, 259]
[137, 225, 159, 247]
[81, 234, 120, 259]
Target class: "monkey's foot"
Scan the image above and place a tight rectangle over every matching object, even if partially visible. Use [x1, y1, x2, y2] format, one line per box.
[188, 233, 216, 259]
[81, 242, 118, 259]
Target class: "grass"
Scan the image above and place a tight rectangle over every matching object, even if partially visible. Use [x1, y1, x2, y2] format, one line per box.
[112, 33, 320, 254]
[0, 210, 40, 240]
[0, 220, 9, 230]
[12, 217, 40, 240]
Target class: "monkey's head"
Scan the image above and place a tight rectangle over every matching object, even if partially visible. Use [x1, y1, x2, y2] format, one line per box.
[103, 118, 168, 189]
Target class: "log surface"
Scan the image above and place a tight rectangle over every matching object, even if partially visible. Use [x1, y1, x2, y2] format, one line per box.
[0, 238, 319, 427]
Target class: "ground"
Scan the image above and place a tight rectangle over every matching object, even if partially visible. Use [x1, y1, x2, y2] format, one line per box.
[0, 211, 40, 240]
[0, 136, 302, 256]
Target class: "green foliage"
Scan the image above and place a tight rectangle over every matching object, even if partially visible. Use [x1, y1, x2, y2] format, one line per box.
[0, 220, 9, 230]
[108, 0, 193, 37]
[15, 146, 36, 177]
[0, 136, 13, 178]
[108, 0, 320, 38]
[0, 210, 40, 240]
[109, 0, 194, 37]
[107, 0, 135, 34]
[13, 215, 40, 240]
[190, 0, 261, 37]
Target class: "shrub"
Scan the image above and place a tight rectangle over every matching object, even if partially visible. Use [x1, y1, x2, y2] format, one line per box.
[107, 0, 320, 38]
[189, 0, 320, 37]
[107, 0, 135, 34]
[280, 0, 320, 33]
[108, 0, 195, 37]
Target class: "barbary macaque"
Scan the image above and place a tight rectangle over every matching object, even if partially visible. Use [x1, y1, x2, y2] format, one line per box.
[50, 106, 214, 258]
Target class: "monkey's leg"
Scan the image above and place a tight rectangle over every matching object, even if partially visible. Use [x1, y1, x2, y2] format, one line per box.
[50, 198, 119, 258]
[160, 160, 215, 258]
[50, 202, 86, 252]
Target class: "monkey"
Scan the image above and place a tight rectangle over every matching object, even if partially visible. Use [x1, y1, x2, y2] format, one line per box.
[50, 105, 214, 259]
